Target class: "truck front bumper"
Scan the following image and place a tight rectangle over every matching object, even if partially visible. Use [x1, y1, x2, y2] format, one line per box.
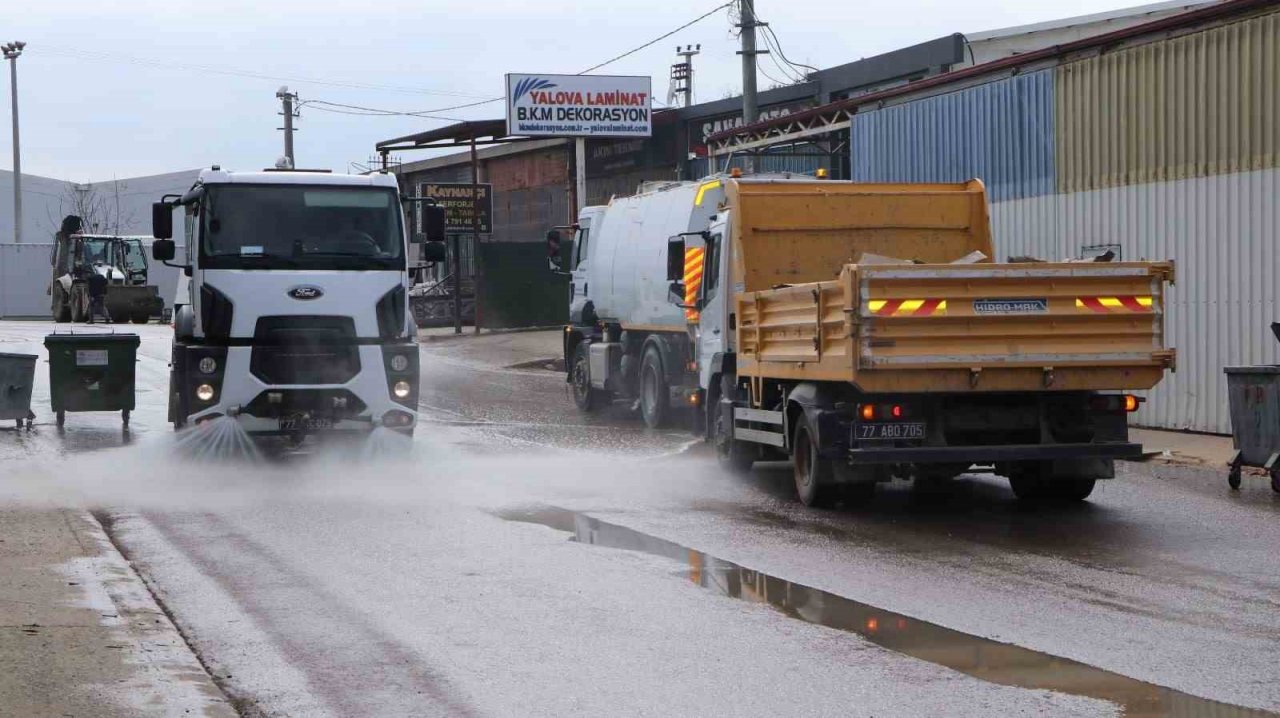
[180, 343, 419, 434]
[847, 442, 1142, 464]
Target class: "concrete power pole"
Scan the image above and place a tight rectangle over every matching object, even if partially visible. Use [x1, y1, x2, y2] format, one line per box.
[671, 45, 700, 108]
[276, 86, 297, 168]
[738, 0, 760, 125]
[3, 41, 26, 243]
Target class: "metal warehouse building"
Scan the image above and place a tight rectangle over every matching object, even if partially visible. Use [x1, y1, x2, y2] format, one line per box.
[711, 0, 1278, 433]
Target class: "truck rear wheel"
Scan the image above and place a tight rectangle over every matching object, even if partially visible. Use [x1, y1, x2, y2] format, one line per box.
[639, 346, 669, 429]
[70, 295, 86, 323]
[53, 288, 71, 323]
[1010, 475, 1096, 502]
[571, 343, 603, 412]
[793, 414, 836, 508]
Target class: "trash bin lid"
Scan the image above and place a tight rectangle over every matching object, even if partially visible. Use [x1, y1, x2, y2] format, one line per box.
[43, 332, 141, 347]
[1224, 365, 1280, 375]
[0, 352, 37, 360]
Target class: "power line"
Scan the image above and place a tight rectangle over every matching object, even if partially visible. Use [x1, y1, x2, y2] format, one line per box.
[759, 29, 805, 84]
[306, 1, 734, 119]
[763, 24, 820, 76]
[578, 2, 733, 75]
[33, 45, 491, 99]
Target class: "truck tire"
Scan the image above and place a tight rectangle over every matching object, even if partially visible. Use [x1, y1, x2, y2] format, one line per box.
[793, 414, 836, 508]
[131, 312, 150, 324]
[1010, 476, 1096, 502]
[639, 346, 669, 429]
[714, 375, 754, 473]
[571, 342, 602, 412]
[53, 287, 71, 323]
[70, 294, 86, 323]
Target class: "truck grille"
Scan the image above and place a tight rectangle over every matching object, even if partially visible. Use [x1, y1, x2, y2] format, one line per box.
[250, 316, 360, 385]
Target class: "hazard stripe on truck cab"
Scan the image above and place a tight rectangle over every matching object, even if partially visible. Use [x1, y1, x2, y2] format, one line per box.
[684, 247, 705, 321]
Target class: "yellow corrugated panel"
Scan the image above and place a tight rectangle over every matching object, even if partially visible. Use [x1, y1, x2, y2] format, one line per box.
[1057, 10, 1279, 193]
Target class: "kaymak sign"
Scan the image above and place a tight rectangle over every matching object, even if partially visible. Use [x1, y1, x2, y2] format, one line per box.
[506, 73, 652, 138]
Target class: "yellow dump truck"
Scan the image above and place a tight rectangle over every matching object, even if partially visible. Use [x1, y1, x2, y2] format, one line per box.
[659, 176, 1174, 506]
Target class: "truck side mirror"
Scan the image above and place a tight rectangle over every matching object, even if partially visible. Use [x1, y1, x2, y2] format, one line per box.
[546, 230, 564, 271]
[422, 205, 447, 243]
[152, 202, 173, 239]
[668, 282, 686, 306]
[421, 241, 447, 263]
[666, 237, 685, 282]
[152, 239, 176, 262]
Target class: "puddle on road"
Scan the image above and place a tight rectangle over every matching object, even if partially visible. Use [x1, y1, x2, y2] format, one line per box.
[497, 505, 1274, 718]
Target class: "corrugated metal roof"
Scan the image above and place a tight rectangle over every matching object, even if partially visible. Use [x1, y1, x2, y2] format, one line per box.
[850, 70, 1055, 202]
[1056, 10, 1279, 193]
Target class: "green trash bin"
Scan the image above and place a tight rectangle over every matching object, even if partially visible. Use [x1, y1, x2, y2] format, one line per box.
[44, 333, 140, 428]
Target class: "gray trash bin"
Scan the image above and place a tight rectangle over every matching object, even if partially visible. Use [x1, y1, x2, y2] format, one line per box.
[1224, 322, 1280, 492]
[0, 352, 37, 430]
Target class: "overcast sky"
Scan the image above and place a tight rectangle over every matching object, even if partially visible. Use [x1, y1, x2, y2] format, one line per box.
[4, 0, 1154, 181]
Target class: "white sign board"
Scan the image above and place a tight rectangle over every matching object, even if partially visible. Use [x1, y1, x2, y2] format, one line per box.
[506, 74, 652, 138]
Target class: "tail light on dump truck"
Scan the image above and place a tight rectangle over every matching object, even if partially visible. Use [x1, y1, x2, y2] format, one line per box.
[859, 404, 908, 421]
[1090, 394, 1142, 412]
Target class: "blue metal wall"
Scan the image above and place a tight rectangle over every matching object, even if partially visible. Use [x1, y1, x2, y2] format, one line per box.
[850, 69, 1055, 202]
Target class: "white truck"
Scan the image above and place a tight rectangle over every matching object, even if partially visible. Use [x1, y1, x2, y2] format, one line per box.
[551, 178, 726, 429]
[151, 167, 445, 441]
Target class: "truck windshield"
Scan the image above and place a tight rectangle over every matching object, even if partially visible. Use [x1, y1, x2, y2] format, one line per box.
[201, 185, 404, 270]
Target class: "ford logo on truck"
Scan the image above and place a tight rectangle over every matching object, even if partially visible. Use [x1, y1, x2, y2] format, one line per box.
[287, 286, 324, 300]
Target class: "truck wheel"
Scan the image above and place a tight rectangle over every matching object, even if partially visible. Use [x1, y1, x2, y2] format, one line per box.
[1009, 475, 1047, 501]
[131, 312, 150, 324]
[639, 346, 669, 429]
[714, 375, 755, 473]
[53, 288, 71, 323]
[571, 343, 602, 412]
[1053, 478, 1096, 501]
[793, 414, 836, 508]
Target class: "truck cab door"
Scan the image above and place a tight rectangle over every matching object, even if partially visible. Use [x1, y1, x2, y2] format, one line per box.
[569, 210, 597, 324]
[696, 216, 731, 390]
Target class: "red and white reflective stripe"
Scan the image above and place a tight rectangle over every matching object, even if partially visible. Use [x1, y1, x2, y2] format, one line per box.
[1075, 296, 1154, 313]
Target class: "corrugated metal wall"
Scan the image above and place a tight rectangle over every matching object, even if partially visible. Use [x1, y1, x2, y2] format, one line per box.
[0, 240, 186, 318]
[850, 69, 1056, 201]
[844, 9, 1279, 433]
[1056, 11, 1279, 193]
[991, 168, 1280, 433]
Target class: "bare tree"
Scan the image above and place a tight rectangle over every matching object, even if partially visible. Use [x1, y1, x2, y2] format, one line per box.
[44, 180, 138, 237]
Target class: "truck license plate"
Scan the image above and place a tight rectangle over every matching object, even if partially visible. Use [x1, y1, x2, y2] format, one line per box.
[280, 415, 333, 431]
[856, 422, 926, 440]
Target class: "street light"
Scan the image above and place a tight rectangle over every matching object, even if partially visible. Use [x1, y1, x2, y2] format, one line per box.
[2, 41, 25, 244]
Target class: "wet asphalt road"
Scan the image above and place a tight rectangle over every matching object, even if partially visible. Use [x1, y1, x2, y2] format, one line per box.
[1, 320, 1278, 717]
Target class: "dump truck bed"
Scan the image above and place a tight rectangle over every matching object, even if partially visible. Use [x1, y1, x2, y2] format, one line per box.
[725, 179, 1175, 394]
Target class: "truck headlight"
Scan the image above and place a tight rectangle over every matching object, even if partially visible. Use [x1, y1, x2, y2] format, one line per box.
[390, 354, 409, 372]
[198, 356, 218, 374]
[196, 383, 215, 402]
[392, 381, 412, 399]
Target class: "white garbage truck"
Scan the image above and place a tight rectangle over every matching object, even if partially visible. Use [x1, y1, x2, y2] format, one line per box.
[550, 178, 727, 429]
[151, 167, 445, 440]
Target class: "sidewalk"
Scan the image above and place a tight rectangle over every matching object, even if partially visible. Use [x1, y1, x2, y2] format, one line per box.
[1130, 427, 1234, 467]
[0, 509, 233, 717]
[418, 327, 563, 371]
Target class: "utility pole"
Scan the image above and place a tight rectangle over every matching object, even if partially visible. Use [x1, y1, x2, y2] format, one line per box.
[276, 86, 297, 168]
[670, 45, 700, 108]
[738, 0, 760, 125]
[3, 41, 26, 243]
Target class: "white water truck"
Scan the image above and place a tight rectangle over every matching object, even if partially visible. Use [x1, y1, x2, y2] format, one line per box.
[151, 167, 446, 442]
